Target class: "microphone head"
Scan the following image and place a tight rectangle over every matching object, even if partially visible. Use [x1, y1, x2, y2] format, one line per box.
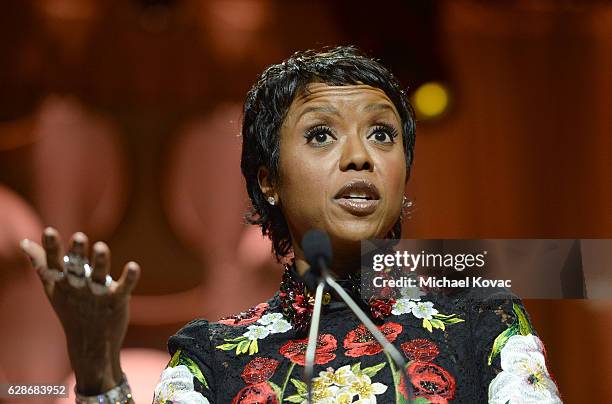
[301, 229, 332, 273]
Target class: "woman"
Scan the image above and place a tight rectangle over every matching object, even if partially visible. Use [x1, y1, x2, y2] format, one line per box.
[20, 46, 561, 403]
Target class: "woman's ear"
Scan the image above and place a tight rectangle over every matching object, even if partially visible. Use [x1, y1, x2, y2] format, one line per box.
[257, 166, 278, 203]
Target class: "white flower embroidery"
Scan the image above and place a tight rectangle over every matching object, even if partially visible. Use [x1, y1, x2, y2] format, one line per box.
[153, 365, 210, 404]
[301, 384, 343, 404]
[348, 373, 388, 403]
[267, 318, 292, 334]
[257, 312, 284, 325]
[391, 298, 417, 315]
[318, 365, 358, 387]
[241, 311, 293, 340]
[411, 301, 439, 320]
[488, 334, 562, 404]
[399, 285, 424, 301]
[291, 364, 387, 404]
[243, 324, 270, 340]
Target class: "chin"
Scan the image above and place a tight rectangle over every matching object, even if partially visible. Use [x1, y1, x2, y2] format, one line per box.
[328, 222, 384, 243]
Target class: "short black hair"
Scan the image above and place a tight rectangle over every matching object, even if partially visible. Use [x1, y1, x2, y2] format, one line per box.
[240, 45, 416, 261]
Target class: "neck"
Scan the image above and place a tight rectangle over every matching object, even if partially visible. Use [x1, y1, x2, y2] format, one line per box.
[293, 249, 361, 279]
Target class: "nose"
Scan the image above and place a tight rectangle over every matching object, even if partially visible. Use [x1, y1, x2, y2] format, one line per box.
[338, 133, 373, 172]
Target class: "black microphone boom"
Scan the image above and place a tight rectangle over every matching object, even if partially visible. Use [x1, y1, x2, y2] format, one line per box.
[300, 229, 414, 403]
[300, 229, 331, 403]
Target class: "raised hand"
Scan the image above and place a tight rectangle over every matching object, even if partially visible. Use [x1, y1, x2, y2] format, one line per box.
[20, 227, 141, 395]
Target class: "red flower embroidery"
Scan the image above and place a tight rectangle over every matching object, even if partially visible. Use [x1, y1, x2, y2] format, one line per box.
[232, 382, 278, 404]
[422, 395, 449, 404]
[219, 303, 269, 326]
[401, 339, 440, 362]
[399, 374, 451, 403]
[407, 361, 456, 400]
[369, 298, 395, 320]
[343, 322, 402, 357]
[241, 357, 279, 384]
[279, 334, 337, 366]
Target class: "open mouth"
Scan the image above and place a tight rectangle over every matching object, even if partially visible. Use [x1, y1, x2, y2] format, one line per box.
[333, 179, 381, 216]
[333, 179, 381, 201]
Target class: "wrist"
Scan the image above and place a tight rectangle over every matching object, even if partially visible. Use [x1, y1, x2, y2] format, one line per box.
[66, 337, 123, 395]
[74, 366, 122, 396]
[69, 344, 123, 395]
[75, 373, 133, 404]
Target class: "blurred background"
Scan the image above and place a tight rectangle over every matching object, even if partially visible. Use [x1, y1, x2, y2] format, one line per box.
[0, 0, 610, 402]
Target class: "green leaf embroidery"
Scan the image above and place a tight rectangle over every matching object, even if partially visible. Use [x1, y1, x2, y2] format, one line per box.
[248, 339, 259, 355]
[443, 317, 465, 324]
[430, 318, 445, 331]
[361, 362, 386, 378]
[487, 323, 518, 365]
[284, 394, 304, 403]
[181, 356, 209, 390]
[351, 362, 361, 374]
[168, 349, 181, 367]
[513, 303, 532, 336]
[416, 313, 464, 332]
[290, 378, 307, 395]
[215, 343, 238, 351]
[431, 313, 455, 319]
[218, 335, 262, 356]
[236, 339, 250, 354]
[487, 304, 534, 366]
[167, 349, 209, 390]
[268, 381, 282, 398]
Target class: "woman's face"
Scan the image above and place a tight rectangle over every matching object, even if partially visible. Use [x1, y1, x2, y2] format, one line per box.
[265, 82, 407, 258]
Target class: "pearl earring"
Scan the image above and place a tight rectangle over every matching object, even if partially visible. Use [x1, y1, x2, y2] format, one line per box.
[267, 196, 276, 205]
[402, 195, 413, 209]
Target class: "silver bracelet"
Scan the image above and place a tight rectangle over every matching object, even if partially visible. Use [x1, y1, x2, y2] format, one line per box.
[74, 374, 133, 404]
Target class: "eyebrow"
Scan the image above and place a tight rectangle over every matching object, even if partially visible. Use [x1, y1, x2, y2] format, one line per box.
[363, 103, 395, 113]
[296, 102, 397, 122]
[298, 105, 340, 120]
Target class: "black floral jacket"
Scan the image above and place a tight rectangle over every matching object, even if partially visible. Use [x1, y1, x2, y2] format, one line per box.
[152, 263, 562, 403]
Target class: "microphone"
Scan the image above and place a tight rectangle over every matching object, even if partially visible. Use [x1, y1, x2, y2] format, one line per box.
[302, 229, 333, 273]
[300, 229, 413, 403]
[301, 229, 330, 403]
[300, 229, 332, 291]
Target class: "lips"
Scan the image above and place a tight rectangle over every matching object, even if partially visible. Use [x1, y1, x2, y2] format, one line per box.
[333, 179, 381, 216]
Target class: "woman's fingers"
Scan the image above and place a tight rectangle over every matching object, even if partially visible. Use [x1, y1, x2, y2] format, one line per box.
[42, 227, 64, 271]
[91, 241, 111, 284]
[116, 261, 141, 296]
[65, 232, 90, 288]
[20, 238, 47, 273]
[23, 228, 139, 298]
[68, 232, 89, 260]
[20, 238, 55, 295]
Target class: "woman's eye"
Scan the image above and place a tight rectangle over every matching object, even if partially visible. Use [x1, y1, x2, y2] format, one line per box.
[369, 125, 398, 144]
[313, 132, 330, 143]
[304, 126, 335, 146]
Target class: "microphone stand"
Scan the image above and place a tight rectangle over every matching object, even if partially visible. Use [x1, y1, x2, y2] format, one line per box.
[303, 257, 414, 403]
[304, 280, 325, 404]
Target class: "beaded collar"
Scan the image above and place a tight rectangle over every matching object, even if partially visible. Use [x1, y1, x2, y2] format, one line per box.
[278, 261, 396, 335]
